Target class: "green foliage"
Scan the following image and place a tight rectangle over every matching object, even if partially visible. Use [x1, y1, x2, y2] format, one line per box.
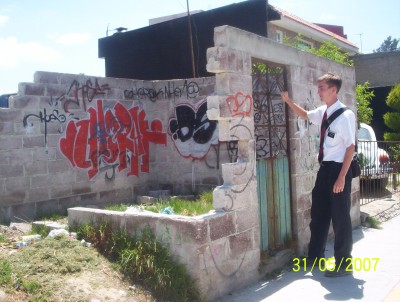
[308, 40, 354, 66]
[366, 216, 382, 229]
[30, 224, 51, 238]
[283, 34, 353, 66]
[356, 82, 374, 125]
[74, 222, 203, 301]
[386, 84, 400, 111]
[22, 280, 41, 294]
[389, 144, 400, 161]
[0, 234, 5, 243]
[105, 203, 129, 212]
[252, 62, 283, 75]
[145, 190, 213, 216]
[374, 36, 400, 53]
[384, 84, 400, 140]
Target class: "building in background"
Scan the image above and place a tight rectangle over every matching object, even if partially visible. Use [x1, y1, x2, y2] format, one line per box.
[98, 0, 357, 81]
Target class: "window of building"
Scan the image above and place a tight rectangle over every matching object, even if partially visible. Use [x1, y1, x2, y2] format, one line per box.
[275, 30, 283, 43]
[297, 38, 313, 50]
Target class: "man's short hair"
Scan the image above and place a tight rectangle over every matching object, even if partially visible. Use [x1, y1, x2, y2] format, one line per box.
[318, 72, 342, 93]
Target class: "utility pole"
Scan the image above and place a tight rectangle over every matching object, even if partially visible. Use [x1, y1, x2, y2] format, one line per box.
[187, 0, 196, 78]
[355, 33, 363, 53]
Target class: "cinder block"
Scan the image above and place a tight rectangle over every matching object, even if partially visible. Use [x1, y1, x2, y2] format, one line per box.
[0, 137, 22, 150]
[228, 230, 252, 257]
[0, 109, 21, 122]
[23, 135, 44, 148]
[206, 47, 251, 75]
[23, 83, 45, 96]
[215, 73, 252, 96]
[0, 165, 23, 178]
[0, 122, 15, 135]
[209, 212, 235, 241]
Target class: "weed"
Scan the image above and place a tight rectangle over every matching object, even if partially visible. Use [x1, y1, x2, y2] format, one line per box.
[22, 280, 41, 294]
[0, 233, 5, 243]
[105, 190, 214, 217]
[72, 222, 203, 301]
[38, 213, 64, 221]
[0, 260, 12, 286]
[105, 203, 130, 212]
[366, 216, 382, 229]
[145, 191, 213, 216]
[30, 224, 51, 238]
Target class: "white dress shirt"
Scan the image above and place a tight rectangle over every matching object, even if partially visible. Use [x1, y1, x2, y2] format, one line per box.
[307, 100, 356, 163]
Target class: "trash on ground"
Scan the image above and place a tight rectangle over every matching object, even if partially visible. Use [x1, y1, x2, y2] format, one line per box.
[160, 206, 174, 214]
[47, 229, 70, 238]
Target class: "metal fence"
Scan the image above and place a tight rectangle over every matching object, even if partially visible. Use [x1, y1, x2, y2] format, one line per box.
[359, 140, 400, 205]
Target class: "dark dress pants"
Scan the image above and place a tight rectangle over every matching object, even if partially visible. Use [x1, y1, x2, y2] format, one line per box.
[308, 161, 353, 265]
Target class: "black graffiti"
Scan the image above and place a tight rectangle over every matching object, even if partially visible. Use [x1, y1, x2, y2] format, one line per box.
[23, 108, 67, 146]
[56, 78, 110, 112]
[124, 80, 199, 101]
[227, 141, 239, 163]
[169, 102, 216, 145]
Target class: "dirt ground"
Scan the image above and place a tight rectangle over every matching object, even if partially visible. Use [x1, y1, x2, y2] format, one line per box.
[0, 221, 156, 302]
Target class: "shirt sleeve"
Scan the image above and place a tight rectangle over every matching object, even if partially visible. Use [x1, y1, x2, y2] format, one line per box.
[307, 106, 326, 126]
[340, 110, 356, 147]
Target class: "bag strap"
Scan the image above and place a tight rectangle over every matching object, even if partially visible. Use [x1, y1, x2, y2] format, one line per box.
[323, 107, 349, 127]
[323, 106, 358, 152]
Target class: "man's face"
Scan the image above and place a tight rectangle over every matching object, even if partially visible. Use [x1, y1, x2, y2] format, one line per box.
[317, 81, 336, 103]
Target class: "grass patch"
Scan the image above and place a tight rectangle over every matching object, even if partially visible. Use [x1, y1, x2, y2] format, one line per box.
[0, 236, 103, 301]
[72, 221, 203, 302]
[105, 190, 214, 216]
[0, 233, 5, 243]
[105, 203, 130, 212]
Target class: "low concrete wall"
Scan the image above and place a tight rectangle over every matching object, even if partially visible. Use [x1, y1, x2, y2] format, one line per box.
[68, 202, 260, 301]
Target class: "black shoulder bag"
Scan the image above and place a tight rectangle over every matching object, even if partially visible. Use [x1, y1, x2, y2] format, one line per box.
[322, 107, 361, 178]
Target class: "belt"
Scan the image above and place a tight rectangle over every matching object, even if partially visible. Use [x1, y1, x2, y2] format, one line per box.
[320, 161, 340, 166]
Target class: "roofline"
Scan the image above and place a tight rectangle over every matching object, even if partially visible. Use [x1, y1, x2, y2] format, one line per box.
[270, 5, 359, 54]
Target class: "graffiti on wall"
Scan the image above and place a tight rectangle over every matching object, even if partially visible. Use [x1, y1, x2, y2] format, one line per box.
[295, 90, 319, 171]
[226, 92, 253, 117]
[124, 80, 199, 102]
[168, 100, 218, 159]
[59, 100, 167, 179]
[57, 79, 110, 112]
[23, 107, 67, 146]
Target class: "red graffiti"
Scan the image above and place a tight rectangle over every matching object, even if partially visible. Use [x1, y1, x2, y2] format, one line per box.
[226, 92, 253, 117]
[60, 100, 167, 179]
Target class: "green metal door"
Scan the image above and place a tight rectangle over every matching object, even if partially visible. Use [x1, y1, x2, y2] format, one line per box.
[253, 64, 291, 251]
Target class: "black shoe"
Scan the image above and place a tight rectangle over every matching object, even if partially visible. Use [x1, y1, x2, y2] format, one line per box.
[325, 264, 353, 277]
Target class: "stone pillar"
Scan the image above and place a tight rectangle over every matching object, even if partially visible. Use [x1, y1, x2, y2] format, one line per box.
[205, 42, 261, 296]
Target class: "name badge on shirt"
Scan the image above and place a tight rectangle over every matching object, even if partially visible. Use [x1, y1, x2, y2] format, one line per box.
[327, 130, 335, 138]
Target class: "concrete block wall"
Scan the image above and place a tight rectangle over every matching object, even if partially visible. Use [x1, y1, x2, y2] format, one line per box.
[0, 72, 229, 224]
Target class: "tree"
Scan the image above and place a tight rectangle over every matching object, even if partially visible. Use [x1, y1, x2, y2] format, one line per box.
[356, 82, 374, 126]
[383, 84, 400, 140]
[373, 36, 400, 53]
[283, 34, 353, 66]
[308, 40, 353, 66]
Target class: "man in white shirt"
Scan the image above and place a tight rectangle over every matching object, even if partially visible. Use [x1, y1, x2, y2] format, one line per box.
[281, 72, 355, 277]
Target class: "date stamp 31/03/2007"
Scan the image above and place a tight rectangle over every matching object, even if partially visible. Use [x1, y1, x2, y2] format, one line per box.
[292, 257, 380, 273]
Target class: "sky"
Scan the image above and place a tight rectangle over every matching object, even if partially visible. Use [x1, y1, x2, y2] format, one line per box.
[1, 0, 399, 95]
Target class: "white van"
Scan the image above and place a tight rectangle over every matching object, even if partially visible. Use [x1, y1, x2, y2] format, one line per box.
[358, 123, 389, 173]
